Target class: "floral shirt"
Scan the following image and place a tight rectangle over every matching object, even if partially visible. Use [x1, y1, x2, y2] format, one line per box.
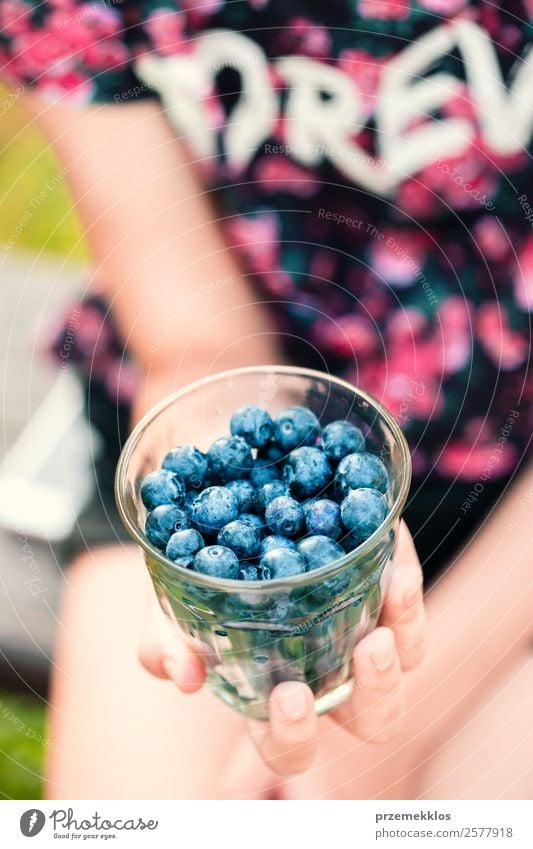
[2, 0, 532, 484]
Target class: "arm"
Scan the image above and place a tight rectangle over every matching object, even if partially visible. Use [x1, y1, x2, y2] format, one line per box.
[22, 95, 280, 409]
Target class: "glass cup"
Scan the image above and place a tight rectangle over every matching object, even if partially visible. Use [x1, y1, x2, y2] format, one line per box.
[115, 366, 411, 720]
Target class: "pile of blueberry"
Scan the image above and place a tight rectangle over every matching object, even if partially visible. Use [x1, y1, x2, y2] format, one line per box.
[141, 405, 389, 582]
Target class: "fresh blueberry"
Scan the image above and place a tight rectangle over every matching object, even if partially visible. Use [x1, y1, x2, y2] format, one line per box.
[257, 442, 287, 464]
[283, 446, 332, 498]
[335, 452, 389, 497]
[166, 528, 204, 562]
[162, 445, 207, 488]
[218, 519, 261, 560]
[260, 547, 306, 580]
[140, 469, 185, 510]
[297, 535, 345, 571]
[259, 535, 297, 559]
[225, 479, 257, 514]
[304, 498, 342, 539]
[340, 488, 388, 543]
[249, 457, 280, 488]
[145, 505, 189, 549]
[273, 405, 320, 451]
[193, 545, 240, 579]
[256, 480, 290, 511]
[239, 564, 263, 581]
[265, 495, 304, 538]
[230, 404, 274, 448]
[239, 513, 265, 535]
[321, 420, 365, 462]
[207, 436, 253, 483]
[190, 486, 238, 535]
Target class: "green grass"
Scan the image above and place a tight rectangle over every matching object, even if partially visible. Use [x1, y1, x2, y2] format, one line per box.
[0, 83, 88, 260]
[0, 691, 47, 799]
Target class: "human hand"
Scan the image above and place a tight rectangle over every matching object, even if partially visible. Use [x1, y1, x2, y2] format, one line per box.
[139, 520, 426, 776]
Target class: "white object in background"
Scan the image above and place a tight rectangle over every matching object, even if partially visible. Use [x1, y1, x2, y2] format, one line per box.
[0, 372, 101, 541]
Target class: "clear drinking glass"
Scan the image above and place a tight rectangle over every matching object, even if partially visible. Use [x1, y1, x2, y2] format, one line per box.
[115, 366, 411, 720]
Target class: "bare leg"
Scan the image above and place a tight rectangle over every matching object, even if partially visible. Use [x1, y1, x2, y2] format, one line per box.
[45, 545, 277, 800]
[418, 651, 533, 800]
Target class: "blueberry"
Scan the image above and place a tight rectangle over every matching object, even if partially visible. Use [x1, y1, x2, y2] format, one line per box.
[321, 420, 365, 462]
[274, 406, 320, 451]
[145, 505, 189, 548]
[249, 458, 280, 488]
[265, 495, 304, 538]
[257, 442, 287, 464]
[283, 446, 332, 498]
[259, 535, 297, 559]
[230, 404, 274, 448]
[304, 498, 342, 539]
[239, 513, 265, 535]
[256, 480, 290, 511]
[225, 479, 257, 513]
[340, 488, 388, 543]
[166, 528, 204, 562]
[239, 564, 263, 581]
[260, 547, 306, 580]
[140, 469, 185, 510]
[335, 452, 389, 497]
[218, 519, 261, 560]
[162, 445, 208, 488]
[190, 486, 238, 535]
[193, 545, 240, 579]
[297, 535, 345, 571]
[207, 436, 253, 483]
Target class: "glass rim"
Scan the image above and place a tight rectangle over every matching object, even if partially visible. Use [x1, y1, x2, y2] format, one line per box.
[115, 365, 412, 592]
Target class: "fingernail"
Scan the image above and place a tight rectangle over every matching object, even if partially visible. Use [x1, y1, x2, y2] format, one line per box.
[162, 657, 180, 682]
[278, 684, 309, 720]
[371, 641, 395, 672]
[404, 577, 423, 606]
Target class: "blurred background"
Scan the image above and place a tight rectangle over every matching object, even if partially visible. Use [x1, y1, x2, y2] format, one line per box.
[0, 82, 91, 798]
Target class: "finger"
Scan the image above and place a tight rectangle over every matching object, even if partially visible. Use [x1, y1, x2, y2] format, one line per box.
[332, 627, 404, 742]
[138, 596, 205, 693]
[248, 682, 318, 776]
[393, 519, 422, 570]
[380, 564, 427, 671]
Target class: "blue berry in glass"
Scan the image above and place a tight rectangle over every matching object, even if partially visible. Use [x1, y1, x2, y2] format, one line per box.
[225, 479, 257, 514]
[140, 469, 185, 510]
[166, 528, 205, 562]
[145, 504, 189, 549]
[193, 545, 240, 579]
[249, 457, 280, 488]
[265, 495, 304, 538]
[162, 445, 208, 489]
[256, 480, 290, 511]
[321, 420, 365, 463]
[190, 486, 238, 535]
[207, 436, 253, 483]
[340, 487, 388, 543]
[260, 547, 306, 580]
[297, 535, 345, 571]
[218, 519, 261, 560]
[274, 405, 320, 451]
[335, 452, 389, 497]
[259, 535, 297, 559]
[230, 404, 274, 448]
[283, 446, 332, 498]
[304, 498, 342, 539]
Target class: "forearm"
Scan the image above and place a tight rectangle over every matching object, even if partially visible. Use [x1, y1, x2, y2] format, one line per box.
[406, 461, 533, 753]
[22, 96, 279, 387]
